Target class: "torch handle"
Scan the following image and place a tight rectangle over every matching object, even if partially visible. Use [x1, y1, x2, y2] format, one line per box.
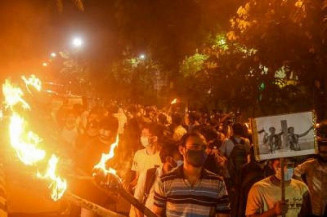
[117, 188, 157, 217]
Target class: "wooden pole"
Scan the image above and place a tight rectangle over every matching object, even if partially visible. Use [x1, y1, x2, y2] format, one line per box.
[280, 158, 285, 217]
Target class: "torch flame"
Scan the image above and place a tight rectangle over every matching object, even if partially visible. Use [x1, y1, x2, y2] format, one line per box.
[93, 135, 120, 177]
[37, 155, 67, 201]
[22, 75, 42, 92]
[171, 98, 178, 105]
[9, 113, 46, 165]
[2, 76, 67, 201]
[3, 80, 30, 110]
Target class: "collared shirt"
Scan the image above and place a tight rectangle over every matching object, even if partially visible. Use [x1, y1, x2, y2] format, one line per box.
[131, 148, 162, 175]
[153, 165, 230, 217]
[294, 158, 327, 216]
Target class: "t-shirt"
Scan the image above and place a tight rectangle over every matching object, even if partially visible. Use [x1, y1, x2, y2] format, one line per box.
[294, 158, 327, 216]
[131, 167, 162, 217]
[246, 176, 309, 217]
[154, 166, 231, 217]
[131, 149, 162, 175]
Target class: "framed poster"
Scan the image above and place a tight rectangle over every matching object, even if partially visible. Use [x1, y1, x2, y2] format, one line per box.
[251, 111, 317, 161]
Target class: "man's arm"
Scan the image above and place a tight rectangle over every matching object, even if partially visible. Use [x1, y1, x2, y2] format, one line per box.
[298, 126, 314, 137]
[133, 171, 147, 217]
[152, 179, 166, 217]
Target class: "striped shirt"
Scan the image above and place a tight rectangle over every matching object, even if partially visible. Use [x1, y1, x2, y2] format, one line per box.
[154, 165, 230, 217]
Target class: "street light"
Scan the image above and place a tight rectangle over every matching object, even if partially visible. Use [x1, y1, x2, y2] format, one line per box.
[42, 62, 48, 67]
[50, 52, 57, 58]
[72, 37, 83, 48]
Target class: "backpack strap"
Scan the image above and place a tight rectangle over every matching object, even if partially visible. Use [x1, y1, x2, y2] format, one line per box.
[143, 167, 158, 204]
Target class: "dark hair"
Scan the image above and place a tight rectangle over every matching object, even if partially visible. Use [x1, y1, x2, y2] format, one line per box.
[172, 113, 183, 126]
[158, 113, 168, 125]
[232, 123, 245, 136]
[140, 122, 158, 136]
[179, 132, 207, 147]
[159, 145, 178, 163]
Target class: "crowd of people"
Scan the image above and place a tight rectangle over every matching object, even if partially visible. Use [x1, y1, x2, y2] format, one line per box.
[53, 100, 327, 217]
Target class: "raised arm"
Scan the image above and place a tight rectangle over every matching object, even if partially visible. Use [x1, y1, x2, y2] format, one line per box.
[298, 126, 314, 137]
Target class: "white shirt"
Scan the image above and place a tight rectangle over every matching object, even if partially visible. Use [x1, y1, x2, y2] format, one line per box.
[131, 148, 162, 175]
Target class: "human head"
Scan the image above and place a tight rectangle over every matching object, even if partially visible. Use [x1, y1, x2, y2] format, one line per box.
[269, 127, 276, 134]
[86, 121, 99, 137]
[318, 140, 327, 163]
[65, 111, 77, 130]
[232, 123, 245, 137]
[140, 123, 158, 148]
[179, 132, 208, 168]
[98, 116, 118, 144]
[288, 127, 294, 134]
[172, 113, 183, 126]
[272, 158, 295, 181]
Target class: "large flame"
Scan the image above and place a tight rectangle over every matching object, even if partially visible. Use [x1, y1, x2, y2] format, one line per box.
[9, 113, 45, 165]
[37, 155, 67, 201]
[2, 75, 67, 201]
[93, 135, 120, 177]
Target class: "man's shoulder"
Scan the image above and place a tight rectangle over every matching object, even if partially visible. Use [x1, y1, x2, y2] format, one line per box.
[252, 176, 272, 189]
[291, 178, 309, 190]
[134, 148, 146, 158]
[160, 166, 182, 182]
[202, 169, 224, 182]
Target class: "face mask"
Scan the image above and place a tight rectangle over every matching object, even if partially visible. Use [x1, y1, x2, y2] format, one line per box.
[185, 149, 207, 167]
[140, 136, 149, 147]
[276, 167, 294, 181]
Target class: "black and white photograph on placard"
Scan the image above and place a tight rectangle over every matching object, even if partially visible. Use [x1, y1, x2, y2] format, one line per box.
[251, 111, 316, 161]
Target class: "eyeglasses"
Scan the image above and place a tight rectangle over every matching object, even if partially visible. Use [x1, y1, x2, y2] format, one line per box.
[185, 144, 207, 150]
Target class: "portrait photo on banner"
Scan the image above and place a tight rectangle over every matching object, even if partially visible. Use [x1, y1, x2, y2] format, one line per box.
[251, 111, 317, 161]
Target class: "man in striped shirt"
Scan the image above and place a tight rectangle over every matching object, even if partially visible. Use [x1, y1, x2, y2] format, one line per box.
[152, 132, 231, 217]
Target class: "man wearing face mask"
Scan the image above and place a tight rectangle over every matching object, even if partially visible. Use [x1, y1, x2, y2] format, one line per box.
[246, 158, 311, 217]
[130, 125, 162, 191]
[131, 144, 181, 217]
[294, 140, 327, 216]
[153, 132, 231, 217]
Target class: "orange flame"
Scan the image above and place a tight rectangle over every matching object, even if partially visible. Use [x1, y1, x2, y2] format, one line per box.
[171, 98, 178, 105]
[37, 155, 67, 201]
[2, 76, 67, 201]
[22, 75, 42, 92]
[93, 135, 120, 178]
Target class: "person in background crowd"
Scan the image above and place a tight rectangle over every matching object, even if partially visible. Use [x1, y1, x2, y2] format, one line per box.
[61, 111, 78, 156]
[246, 158, 311, 217]
[171, 113, 187, 141]
[187, 111, 201, 132]
[294, 140, 327, 216]
[132, 144, 181, 217]
[153, 132, 231, 217]
[236, 147, 272, 217]
[114, 107, 127, 136]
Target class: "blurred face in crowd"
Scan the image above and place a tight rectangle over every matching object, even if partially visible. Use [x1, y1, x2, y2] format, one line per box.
[86, 122, 99, 137]
[273, 159, 295, 181]
[140, 128, 156, 148]
[99, 128, 112, 144]
[65, 114, 76, 130]
[181, 135, 208, 168]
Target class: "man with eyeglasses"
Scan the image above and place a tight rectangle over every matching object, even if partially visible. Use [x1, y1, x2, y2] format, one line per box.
[294, 140, 327, 216]
[246, 159, 311, 217]
[152, 132, 231, 217]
